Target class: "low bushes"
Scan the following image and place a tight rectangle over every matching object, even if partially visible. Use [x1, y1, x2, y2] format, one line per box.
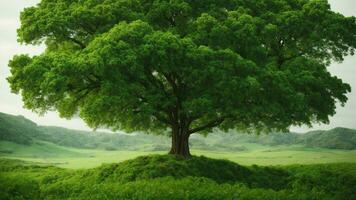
[1, 155, 355, 200]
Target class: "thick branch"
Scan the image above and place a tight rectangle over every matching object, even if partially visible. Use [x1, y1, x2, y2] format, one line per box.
[188, 116, 227, 134]
[162, 72, 185, 125]
[143, 68, 170, 97]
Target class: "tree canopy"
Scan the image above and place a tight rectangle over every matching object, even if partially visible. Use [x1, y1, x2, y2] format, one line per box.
[8, 0, 356, 156]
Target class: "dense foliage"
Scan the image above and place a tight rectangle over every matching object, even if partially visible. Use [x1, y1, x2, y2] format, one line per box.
[8, 0, 356, 156]
[1, 155, 355, 199]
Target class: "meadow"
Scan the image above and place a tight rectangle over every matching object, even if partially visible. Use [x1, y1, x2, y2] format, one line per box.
[1, 154, 356, 200]
[1, 140, 355, 169]
[1, 136, 356, 200]
[1, 113, 356, 199]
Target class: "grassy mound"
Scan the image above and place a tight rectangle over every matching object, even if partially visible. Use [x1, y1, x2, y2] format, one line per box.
[93, 155, 289, 189]
[1, 155, 356, 200]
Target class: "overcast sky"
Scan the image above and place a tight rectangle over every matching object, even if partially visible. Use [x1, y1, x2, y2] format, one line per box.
[0, 0, 355, 132]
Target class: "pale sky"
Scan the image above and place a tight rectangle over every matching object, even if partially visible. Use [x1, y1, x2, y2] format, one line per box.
[0, 0, 355, 132]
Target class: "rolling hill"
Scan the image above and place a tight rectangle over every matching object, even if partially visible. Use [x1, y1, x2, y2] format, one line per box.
[1, 112, 356, 151]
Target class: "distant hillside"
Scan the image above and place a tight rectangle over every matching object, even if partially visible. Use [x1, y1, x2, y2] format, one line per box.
[302, 128, 356, 150]
[196, 128, 356, 150]
[0, 112, 170, 151]
[1, 112, 356, 150]
[0, 112, 40, 145]
[37, 126, 169, 151]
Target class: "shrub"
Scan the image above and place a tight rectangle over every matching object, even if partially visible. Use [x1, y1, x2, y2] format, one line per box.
[1, 157, 355, 200]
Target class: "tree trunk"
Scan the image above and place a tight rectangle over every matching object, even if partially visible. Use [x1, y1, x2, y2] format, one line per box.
[169, 126, 190, 157]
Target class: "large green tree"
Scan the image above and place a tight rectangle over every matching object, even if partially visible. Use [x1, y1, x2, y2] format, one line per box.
[8, 0, 356, 156]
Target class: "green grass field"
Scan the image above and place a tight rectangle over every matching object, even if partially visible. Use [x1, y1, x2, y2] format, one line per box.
[1, 140, 356, 199]
[1, 155, 356, 200]
[1, 140, 355, 168]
